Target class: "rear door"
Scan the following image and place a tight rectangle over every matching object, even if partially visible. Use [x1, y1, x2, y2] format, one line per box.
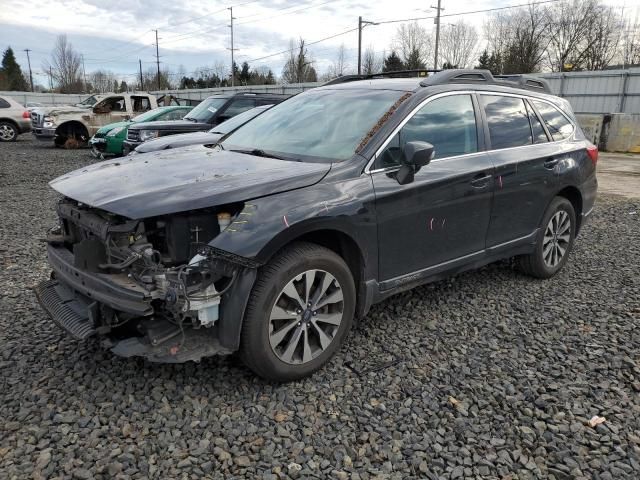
[480, 93, 562, 247]
[371, 93, 494, 282]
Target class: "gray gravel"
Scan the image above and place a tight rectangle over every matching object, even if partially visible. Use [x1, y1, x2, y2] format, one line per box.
[1, 137, 640, 480]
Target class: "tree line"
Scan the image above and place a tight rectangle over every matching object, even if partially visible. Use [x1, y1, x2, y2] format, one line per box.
[2, 0, 640, 93]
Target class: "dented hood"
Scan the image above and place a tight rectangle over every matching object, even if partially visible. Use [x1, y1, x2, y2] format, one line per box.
[49, 146, 331, 219]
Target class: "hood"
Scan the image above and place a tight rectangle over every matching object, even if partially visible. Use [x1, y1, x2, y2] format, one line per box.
[50, 147, 331, 219]
[42, 106, 88, 116]
[135, 131, 221, 153]
[129, 119, 210, 133]
[96, 120, 131, 135]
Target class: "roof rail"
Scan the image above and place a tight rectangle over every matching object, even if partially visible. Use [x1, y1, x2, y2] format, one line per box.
[419, 69, 552, 94]
[323, 69, 440, 86]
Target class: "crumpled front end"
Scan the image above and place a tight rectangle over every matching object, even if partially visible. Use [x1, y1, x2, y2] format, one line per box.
[35, 198, 257, 362]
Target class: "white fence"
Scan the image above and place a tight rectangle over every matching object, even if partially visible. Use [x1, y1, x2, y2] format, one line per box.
[3, 70, 639, 114]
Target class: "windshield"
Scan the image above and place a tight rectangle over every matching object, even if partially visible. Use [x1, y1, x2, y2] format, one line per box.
[223, 88, 405, 161]
[208, 106, 270, 134]
[132, 108, 168, 123]
[78, 95, 98, 106]
[184, 97, 228, 122]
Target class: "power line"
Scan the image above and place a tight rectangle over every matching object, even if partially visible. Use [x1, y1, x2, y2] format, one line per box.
[372, 0, 562, 25]
[235, 0, 340, 25]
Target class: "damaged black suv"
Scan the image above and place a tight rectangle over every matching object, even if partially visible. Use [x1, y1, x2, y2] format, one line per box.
[37, 70, 597, 381]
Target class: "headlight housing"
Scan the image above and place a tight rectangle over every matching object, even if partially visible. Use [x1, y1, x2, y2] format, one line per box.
[106, 126, 125, 137]
[43, 116, 55, 128]
[139, 130, 159, 141]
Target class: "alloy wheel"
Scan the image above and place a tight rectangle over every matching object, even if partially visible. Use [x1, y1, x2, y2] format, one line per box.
[0, 124, 16, 141]
[268, 269, 344, 365]
[542, 210, 571, 268]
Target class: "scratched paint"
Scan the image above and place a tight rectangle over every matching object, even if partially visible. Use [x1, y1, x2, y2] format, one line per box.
[498, 175, 503, 189]
[283, 215, 290, 228]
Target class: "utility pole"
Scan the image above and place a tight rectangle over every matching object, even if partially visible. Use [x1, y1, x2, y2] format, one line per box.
[48, 66, 53, 90]
[154, 29, 161, 90]
[228, 7, 236, 86]
[357, 16, 378, 75]
[24, 49, 34, 92]
[139, 59, 144, 91]
[432, 0, 444, 70]
[80, 54, 87, 92]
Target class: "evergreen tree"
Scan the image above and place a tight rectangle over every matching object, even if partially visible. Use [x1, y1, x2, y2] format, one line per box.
[239, 62, 250, 84]
[383, 51, 405, 72]
[266, 70, 275, 84]
[442, 62, 457, 69]
[476, 50, 491, 70]
[0, 47, 28, 91]
[404, 48, 426, 70]
[118, 80, 128, 92]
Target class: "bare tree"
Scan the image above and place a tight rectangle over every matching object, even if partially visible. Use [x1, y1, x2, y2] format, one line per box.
[327, 43, 349, 78]
[582, 4, 622, 70]
[546, 0, 600, 71]
[362, 45, 382, 74]
[282, 38, 317, 83]
[392, 21, 432, 69]
[88, 69, 117, 93]
[439, 21, 479, 68]
[44, 35, 83, 93]
[484, 4, 550, 74]
[621, 20, 640, 67]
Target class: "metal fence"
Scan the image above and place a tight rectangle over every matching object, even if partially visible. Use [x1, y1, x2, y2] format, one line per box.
[535, 69, 640, 114]
[3, 70, 639, 114]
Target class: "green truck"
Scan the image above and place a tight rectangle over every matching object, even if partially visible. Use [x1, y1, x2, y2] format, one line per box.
[89, 105, 192, 157]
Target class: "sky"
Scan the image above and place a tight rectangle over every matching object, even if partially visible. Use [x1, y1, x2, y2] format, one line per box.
[1, 0, 638, 87]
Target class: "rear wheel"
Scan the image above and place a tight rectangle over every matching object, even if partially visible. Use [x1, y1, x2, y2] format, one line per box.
[0, 121, 18, 142]
[240, 242, 355, 381]
[55, 123, 89, 149]
[517, 196, 576, 278]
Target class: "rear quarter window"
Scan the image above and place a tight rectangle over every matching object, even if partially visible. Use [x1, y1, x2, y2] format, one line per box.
[531, 100, 574, 141]
[0, 98, 10, 108]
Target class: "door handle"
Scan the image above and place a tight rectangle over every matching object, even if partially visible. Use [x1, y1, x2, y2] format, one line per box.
[470, 173, 491, 188]
[544, 157, 559, 169]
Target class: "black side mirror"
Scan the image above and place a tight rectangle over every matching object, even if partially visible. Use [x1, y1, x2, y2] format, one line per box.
[395, 141, 435, 185]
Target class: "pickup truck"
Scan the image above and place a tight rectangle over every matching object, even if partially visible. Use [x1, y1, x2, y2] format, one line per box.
[31, 93, 158, 147]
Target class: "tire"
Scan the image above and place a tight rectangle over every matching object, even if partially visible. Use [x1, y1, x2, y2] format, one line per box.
[55, 124, 89, 149]
[517, 196, 576, 279]
[0, 121, 18, 142]
[240, 242, 356, 381]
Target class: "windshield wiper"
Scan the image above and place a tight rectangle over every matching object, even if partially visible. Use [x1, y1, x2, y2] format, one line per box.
[230, 148, 287, 160]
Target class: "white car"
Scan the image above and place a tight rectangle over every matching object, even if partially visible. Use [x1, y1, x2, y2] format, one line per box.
[0, 95, 31, 142]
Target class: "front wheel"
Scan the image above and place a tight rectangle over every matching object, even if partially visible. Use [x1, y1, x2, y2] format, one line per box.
[0, 122, 18, 142]
[240, 242, 355, 381]
[517, 196, 576, 278]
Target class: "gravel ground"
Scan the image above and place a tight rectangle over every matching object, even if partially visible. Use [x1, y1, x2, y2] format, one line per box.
[1, 137, 639, 480]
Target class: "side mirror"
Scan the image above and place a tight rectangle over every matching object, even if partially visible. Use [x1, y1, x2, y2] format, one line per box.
[394, 141, 435, 185]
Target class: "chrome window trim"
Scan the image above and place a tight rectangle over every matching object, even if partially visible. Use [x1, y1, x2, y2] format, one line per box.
[364, 90, 576, 175]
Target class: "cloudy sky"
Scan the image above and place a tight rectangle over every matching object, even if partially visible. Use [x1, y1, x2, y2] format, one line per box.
[1, 0, 637, 86]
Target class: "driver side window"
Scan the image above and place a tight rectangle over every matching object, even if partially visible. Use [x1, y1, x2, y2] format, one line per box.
[376, 94, 478, 169]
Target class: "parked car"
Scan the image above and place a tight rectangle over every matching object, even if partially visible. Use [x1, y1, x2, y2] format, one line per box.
[36, 69, 597, 381]
[31, 93, 158, 147]
[122, 92, 289, 154]
[131, 104, 273, 154]
[0, 95, 31, 142]
[89, 106, 192, 157]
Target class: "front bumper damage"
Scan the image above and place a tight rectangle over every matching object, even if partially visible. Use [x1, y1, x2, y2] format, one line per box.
[36, 201, 259, 363]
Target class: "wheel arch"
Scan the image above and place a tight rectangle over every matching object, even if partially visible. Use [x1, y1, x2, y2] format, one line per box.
[55, 120, 89, 140]
[0, 117, 19, 129]
[556, 185, 583, 233]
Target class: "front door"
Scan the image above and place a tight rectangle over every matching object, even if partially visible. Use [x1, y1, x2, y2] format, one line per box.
[371, 93, 494, 282]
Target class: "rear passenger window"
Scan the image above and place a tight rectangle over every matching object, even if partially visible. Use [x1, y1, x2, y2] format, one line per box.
[481, 95, 531, 150]
[0, 98, 10, 108]
[377, 94, 477, 168]
[531, 100, 574, 141]
[525, 100, 548, 144]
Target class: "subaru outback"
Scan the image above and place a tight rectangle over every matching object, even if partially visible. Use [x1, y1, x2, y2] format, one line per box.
[36, 69, 597, 381]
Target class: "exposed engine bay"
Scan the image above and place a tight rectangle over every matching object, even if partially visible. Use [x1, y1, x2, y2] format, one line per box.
[38, 198, 256, 362]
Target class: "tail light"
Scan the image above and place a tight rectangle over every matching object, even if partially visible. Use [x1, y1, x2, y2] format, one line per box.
[586, 144, 598, 165]
[22, 111, 30, 119]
